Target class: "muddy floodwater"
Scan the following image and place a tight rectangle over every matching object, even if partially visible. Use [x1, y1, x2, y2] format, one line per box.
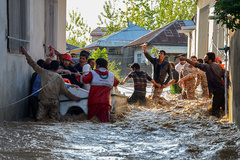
[0, 92, 240, 159]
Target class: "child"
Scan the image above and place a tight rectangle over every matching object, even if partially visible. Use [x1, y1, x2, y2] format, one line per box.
[120, 63, 161, 105]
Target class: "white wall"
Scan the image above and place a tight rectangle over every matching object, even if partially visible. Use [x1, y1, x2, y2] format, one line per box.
[57, 0, 66, 53]
[0, 0, 66, 121]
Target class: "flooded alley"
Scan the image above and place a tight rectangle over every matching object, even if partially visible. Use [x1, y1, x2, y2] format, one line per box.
[0, 92, 239, 160]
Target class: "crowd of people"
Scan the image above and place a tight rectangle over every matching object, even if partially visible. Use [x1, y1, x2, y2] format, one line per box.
[121, 44, 227, 118]
[22, 42, 228, 122]
[21, 46, 118, 123]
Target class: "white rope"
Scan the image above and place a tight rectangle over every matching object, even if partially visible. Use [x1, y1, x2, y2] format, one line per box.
[211, 39, 225, 57]
[0, 74, 64, 110]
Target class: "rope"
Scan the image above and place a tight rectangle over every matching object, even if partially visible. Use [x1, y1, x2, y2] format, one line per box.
[0, 75, 61, 110]
[119, 81, 207, 95]
[211, 39, 225, 57]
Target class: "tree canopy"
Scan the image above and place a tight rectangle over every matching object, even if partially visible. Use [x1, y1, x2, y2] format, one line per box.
[98, 0, 197, 35]
[214, 0, 240, 31]
[66, 10, 92, 47]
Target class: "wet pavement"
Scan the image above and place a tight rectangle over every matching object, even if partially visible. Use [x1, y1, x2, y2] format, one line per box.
[0, 91, 240, 159]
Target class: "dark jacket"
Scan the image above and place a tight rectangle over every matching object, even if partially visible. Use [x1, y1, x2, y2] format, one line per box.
[144, 51, 172, 86]
[60, 63, 81, 87]
[74, 63, 82, 74]
[195, 62, 225, 93]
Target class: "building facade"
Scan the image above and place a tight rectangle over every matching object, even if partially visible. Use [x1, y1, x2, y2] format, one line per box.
[0, 0, 66, 121]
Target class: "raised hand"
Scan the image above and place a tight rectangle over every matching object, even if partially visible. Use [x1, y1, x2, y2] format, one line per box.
[21, 46, 28, 56]
[141, 43, 147, 52]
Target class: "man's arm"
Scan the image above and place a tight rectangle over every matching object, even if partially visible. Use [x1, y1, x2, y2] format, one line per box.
[57, 69, 71, 75]
[120, 77, 130, 85]
[21, 46, 44, 74]
[113, 77, 120, 86]
[179, 57, 197, 66]
[60, 77, 81, 102]
[150, 79, 161, 88]
[195, 73, 201, 89]
[165, 79, 176, 87]
[178, 75, 190, 83]
[142, 44, 154, 64]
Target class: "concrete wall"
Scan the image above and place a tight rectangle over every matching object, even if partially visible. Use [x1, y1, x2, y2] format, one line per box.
[108, 47, 136, 79]
[57, 0, 66, 53]
[0, 0, 66, 122]
[196, 4, 209, 58]
[196, 0, 225, 60]
[229, 29, 240, 128]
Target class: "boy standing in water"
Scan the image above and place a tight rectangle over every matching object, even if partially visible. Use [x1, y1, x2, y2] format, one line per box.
[120, 63, 161, 105]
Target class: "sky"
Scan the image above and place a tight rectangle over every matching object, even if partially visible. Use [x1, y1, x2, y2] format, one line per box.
[66, 0, 124, 30]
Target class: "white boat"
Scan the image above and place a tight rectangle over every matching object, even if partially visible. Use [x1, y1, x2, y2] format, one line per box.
[59, 87, 128, 116]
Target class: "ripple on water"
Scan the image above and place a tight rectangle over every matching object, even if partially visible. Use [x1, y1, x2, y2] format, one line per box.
[0, 94, 239, 159]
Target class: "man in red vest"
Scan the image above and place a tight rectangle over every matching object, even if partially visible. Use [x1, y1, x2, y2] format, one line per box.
[76, 58, 119, 122]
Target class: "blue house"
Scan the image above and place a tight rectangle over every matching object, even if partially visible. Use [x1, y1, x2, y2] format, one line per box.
[81, 22, 151, 77]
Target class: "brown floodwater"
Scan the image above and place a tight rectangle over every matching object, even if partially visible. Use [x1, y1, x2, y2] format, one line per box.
[0, 94, 239, 159]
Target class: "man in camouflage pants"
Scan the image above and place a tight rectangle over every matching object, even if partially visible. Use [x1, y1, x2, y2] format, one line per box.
[179, 56, 198, 99]
[196, 59, 208, 98]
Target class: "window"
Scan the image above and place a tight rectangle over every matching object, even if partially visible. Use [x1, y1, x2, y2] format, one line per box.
[137, 53, 142, 64]
[108, 48, 116, 54]
[7, 0, 29, 53]
[108, 48, 121, 54]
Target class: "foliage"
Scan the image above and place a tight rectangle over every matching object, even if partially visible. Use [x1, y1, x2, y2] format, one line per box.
[90, 48, 122, 80]
[98, 0, 123, 36]
[150, 47, 159, 58]
[90, 48, 109, 60]
[98, 0, 197, 34]
[108, 61, 122, 81]
[66, 10, 92, 47]
[214, 0, 240, 31]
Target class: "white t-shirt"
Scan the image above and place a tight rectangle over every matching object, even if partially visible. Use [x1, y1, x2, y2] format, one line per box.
[82, 64, 92, 90]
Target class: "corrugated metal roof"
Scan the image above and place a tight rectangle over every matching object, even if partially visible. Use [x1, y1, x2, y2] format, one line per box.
[90, 27, 107, 36]
[82, 22, 151, 50]
[125, 20, 195, 47]
[66, 43, 81, 52]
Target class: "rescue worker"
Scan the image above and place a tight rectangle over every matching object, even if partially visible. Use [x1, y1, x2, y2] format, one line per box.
[195, 59, 208, 98]
[178, 56, 198, 99]
[76, 58, 119, 122]
[120, 63, 161, 105]
[59, 53, 80, 86]
[21, 46, 81, 121]
[215, 57, 225, 69]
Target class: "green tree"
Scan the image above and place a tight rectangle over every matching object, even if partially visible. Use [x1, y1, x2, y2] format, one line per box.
[214, 0, 240, 31]
[66, 10, 92, 47]
[98, 0, 197, 32]
[90, 48, 109, 60]
[90, 48, 122, 80]
[98, 0, 123, 36]
[150, 47, 159, 57]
